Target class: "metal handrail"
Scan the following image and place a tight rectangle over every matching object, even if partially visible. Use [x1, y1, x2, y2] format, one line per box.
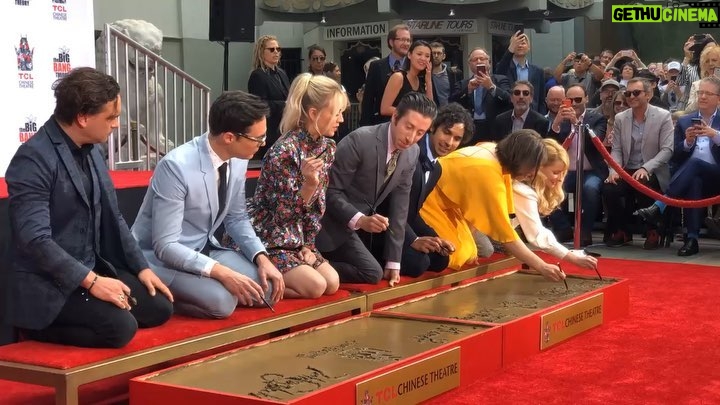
[102, 23, 211, 170]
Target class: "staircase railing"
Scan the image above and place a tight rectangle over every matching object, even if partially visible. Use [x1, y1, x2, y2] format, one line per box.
[101, 23, 211, 170]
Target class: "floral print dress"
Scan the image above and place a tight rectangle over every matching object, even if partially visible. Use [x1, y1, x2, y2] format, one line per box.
[227, 129, 335, 273]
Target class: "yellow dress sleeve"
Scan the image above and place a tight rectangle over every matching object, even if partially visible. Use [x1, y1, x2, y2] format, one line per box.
[420, 146, 518, 269]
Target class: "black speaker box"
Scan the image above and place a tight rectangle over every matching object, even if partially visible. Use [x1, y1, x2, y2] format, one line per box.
[209, 0, 255, 43]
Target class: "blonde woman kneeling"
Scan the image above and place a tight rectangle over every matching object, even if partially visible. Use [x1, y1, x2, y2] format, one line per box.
[226, 74, 347, 298]
[513, 138, 598, 269]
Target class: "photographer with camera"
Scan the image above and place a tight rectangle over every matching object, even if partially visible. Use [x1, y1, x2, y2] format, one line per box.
[553, 52, 604, 98]
[660, 61, 684, 112]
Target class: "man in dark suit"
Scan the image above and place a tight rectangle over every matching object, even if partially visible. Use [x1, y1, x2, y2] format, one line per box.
[359, 24, 411, 126]
[495, 30, 547, 114]
[450, 47, 512, 143]
[5, 68, 173, 348]
[636, 76, 720, 256]
[548, 84, 608, 246]
[317, 93, 437, 286]
[389, 103, 471, 277]
[493, 81, 549, 140]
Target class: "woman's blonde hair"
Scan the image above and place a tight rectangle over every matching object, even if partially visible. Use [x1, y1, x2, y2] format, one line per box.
[533, 138, 568, 216]
[699, 44, 720, 78]
[280, 73, 349, 134]
[252, 35, 278, 71]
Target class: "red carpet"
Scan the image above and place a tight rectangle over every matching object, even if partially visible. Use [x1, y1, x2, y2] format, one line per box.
[0, 169, 260, 199]
[1, 258, 718, 404]
[426, 258, 720, 404]
[0, 290, 351, 369]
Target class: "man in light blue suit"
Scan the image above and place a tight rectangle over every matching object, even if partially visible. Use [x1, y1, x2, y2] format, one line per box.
[132, 91, 285, 319]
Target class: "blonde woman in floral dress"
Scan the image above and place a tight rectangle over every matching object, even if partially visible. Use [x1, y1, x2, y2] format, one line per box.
[226, 74, 348, 298]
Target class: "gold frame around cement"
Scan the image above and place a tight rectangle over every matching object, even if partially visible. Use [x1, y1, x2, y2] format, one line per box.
[365, 257, 519, 309]
[0, 256, 519, 405]
[0, 295, 366, 405]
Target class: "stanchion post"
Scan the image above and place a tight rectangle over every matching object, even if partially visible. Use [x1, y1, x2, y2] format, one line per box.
[573, 124, 585, 250]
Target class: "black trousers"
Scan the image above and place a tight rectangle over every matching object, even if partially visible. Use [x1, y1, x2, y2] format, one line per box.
[603, 169, 661, 234]
[23, 269, 173, 348]
[362, 230, 448, 278]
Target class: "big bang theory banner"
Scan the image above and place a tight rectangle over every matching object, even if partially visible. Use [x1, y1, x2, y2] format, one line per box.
[0, 0, 95, 176]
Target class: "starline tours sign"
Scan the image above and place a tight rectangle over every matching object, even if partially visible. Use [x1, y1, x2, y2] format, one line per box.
[403, 19, 477, 35]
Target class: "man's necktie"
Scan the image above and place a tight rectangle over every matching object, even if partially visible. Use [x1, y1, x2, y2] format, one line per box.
[217, 163, 228, 217]
[214, 162, 228, 243]
[393, 60, 401, 72]
[385, 150, 401, 182]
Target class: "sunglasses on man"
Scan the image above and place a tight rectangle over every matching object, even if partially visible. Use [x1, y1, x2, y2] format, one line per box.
[623, 89, 644, 98]
[512, 90, 531, 97]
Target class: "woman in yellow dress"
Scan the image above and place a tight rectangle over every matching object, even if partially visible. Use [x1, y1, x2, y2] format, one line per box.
[420, 130, 564, 281]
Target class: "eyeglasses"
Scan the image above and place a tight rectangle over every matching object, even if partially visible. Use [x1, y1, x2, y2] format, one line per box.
[513, 90, 531, 97]
[265, 47, 282, 53]
[431, 51, 444, 56]
[696, 90, 720, 97]
[234, 132, 267, 144]
[568, 97, 584, 104]
[614, 101, 629, 107]
[623, 89, 645, 98]
[393, 38, 411, 43]
[311, 56, 326, 62]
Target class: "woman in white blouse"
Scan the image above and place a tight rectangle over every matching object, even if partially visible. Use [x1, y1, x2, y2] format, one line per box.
[512, 138, 598, 270]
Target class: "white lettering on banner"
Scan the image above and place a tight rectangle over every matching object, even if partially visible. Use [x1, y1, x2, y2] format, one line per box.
[1, 0, 96, 176]
[487, 19, 524, 36]
[324, 22, 388, 41]
[403, 19, 477, 34]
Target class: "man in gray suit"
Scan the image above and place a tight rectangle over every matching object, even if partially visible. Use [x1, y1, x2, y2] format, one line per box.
[603, 78, 674, 248]
[132, 91, 285, 319]
[317, 93, 437, 286]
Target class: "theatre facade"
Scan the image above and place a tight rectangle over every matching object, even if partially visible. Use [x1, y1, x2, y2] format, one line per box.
[257, 0, 603, 101]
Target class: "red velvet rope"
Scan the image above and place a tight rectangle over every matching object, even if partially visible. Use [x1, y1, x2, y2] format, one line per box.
[588, 135, 720, 209]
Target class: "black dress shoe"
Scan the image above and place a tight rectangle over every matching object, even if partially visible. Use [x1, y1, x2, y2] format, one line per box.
[635, 204, 661, 223]
[677, 238, 699, 256]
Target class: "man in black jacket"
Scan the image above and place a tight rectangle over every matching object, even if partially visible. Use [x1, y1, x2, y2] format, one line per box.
[450, 47, 511, 143]
[493, 81, 549, 140]
[5, 68, 173, 348]
[495, 31, 547, 114]
[548, 84, 608, 246]
[359, 24, 411, 126]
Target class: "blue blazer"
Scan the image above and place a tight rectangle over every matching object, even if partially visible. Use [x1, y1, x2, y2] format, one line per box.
[5, 118, 148, 330]
[671, 112, 720, 169]
[495, 49, 547, 114]
[132, 133, 265, 285]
